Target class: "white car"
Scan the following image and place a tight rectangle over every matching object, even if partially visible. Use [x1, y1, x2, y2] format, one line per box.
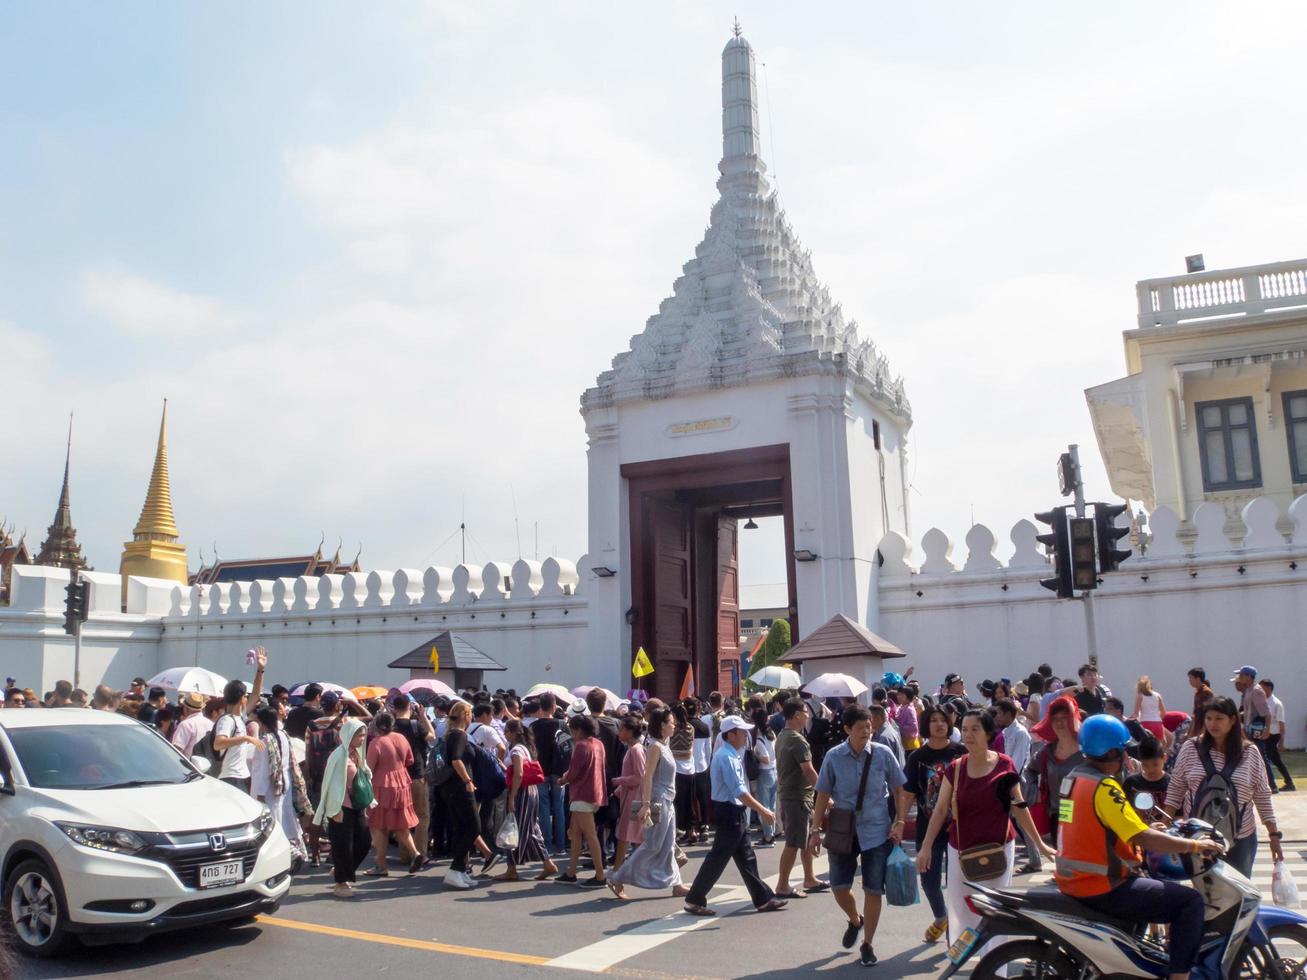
[0, 708, 292, 956]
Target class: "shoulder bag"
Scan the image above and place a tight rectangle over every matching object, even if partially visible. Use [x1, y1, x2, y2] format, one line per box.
[952, 757, 1008, 882]
[824, 751, 872, 855]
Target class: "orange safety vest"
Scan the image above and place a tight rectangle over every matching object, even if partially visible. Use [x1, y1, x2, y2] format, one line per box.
[1053, 767, 1141, 898]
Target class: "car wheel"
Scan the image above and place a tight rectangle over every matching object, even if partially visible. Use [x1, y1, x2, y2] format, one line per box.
[5, 859, 73, 957]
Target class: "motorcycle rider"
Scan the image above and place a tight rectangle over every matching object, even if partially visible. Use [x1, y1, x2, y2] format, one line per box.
[1055, 715, 1224, 980]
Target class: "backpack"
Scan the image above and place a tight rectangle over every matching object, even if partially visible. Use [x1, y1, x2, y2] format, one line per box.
[554, 725, 574, 774]
[1192, 744, 1244, 846]
[191, 725, 224, 769]
[466, 739, 507, 802]
[427, 734, 454, 787]
[194, 715, 239, 770]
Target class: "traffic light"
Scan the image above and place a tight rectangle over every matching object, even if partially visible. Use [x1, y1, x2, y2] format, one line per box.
[1094, 501, 1132, 573]
[1069, 517, 1098, 591]
[62, 579, 87, 636]
[1034, 506, 1072, 598]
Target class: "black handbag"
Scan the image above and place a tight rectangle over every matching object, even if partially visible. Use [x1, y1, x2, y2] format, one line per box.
[824, 752, 872, 855]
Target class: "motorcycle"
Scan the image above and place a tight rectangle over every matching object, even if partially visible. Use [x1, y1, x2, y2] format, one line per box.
[940, 794, 1307, 979]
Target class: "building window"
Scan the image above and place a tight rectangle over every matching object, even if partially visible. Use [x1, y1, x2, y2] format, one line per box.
[1286, 390, 1307, 484]
[740, 618, 754, 629]
[1196, 397, 1262, 491]
[759, 618, 773, 628]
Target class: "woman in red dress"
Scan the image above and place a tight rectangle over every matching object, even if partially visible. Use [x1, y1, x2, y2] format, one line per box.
[364, 711, 423, 876]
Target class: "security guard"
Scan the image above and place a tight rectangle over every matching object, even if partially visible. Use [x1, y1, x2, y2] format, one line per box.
[1055, 715, 1222, 980]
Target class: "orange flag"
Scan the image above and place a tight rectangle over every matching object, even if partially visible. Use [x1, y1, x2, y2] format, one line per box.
[679, 663, 696, 700]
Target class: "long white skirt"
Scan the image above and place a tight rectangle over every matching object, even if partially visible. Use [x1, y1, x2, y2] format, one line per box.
[945, 840, 1016, 951]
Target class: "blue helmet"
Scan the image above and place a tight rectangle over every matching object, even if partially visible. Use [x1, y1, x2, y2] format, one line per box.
[1079, 715, 1135, 759]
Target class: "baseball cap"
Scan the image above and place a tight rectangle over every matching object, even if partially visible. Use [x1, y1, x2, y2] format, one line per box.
[321, 691, 341, 710]
[132, 677, 147, 686]
[1230, 665, 1258, 682]
[720, 715, 755, 734]
[943, 673, 963, 687]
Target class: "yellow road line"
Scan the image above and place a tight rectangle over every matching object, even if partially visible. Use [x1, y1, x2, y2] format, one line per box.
[255, 915, 552, 967]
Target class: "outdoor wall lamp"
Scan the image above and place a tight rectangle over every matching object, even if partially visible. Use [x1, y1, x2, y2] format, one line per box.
[592, 566, 617, 578]
[793, 549, 819, 562]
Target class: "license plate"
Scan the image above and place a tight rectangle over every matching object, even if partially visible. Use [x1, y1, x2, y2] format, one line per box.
[198, 859, 244, 889]
[947, 927, 979, 965]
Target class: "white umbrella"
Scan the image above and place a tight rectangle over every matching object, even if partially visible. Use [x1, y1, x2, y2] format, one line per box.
[802, 672, 869, 699]
[571, 686, 621, 711]
[147, 667, 228, 697]
[525, 683, 573, 701]
[290, 681, 353, 699]
[748, 665, 801, 690]
[399, 678, 459, 699]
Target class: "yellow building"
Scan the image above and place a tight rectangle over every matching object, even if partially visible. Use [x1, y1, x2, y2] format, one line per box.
[1087, 256, 1307, 522]
[120, 401, 188, 602]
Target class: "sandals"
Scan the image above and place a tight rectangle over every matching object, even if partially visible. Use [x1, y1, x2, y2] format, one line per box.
[924, 918, 948, 944]
[606, 879, 628, 900]
[363, 868, 389, 878]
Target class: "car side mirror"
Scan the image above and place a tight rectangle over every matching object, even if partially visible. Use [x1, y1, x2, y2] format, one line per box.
[0, 771, 10, 795]
[191, 756, 212, 775]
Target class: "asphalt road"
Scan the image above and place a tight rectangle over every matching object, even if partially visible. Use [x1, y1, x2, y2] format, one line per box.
[21, 838, 948, 979]
[19, 841, 1302, 979]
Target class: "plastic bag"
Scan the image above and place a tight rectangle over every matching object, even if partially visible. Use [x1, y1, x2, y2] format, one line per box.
[495, 812, 519, 851]
[885, 844, 920, 907]
[1273, 860, 1302, 908]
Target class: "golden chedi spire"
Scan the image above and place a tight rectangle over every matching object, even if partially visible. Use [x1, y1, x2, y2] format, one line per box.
[133, 400, 180, 540]
[120, 400, 188, 603]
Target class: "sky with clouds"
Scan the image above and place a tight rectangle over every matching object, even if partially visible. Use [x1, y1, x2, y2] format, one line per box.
[4, 1, 1305, 586]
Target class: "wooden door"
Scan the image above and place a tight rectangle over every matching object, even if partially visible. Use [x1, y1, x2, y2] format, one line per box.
[650, 497, 693, 703]
[715, 515, 740, 696]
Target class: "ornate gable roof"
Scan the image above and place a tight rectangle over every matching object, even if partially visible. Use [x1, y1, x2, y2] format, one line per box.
[582, 30, 909, 423]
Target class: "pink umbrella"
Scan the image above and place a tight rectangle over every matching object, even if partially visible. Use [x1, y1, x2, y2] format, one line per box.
[399, 678, 459, 699]
[571, 686, 620, 711]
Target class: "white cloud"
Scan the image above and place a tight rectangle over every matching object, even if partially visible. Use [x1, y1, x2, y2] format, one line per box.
[81, 269, 248, 337]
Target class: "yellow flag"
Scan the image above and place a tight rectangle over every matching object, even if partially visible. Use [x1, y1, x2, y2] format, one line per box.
[429, 645, 440, 671]
[632, 647, 654, 678]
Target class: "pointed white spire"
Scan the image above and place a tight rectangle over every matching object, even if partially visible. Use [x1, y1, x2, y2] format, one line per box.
[719, 23, 767, 191]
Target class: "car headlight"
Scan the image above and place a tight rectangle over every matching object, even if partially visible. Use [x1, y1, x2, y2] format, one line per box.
[56, 823, 148, 855]
[256, 805, 274, 837]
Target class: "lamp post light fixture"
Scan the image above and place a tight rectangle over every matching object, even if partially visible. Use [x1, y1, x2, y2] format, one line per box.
[743, 517, 758, 530]
[793, 549, 819, 562]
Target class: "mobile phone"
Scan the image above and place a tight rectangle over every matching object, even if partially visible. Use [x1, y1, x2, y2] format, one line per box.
[246, 649, 258, 666]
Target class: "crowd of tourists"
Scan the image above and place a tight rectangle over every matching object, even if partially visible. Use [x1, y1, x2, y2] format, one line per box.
[2, 654, 1294, 971]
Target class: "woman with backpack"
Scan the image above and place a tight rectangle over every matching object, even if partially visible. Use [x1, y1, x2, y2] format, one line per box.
[438, 700, 485, 890]
[494, 719, 559, 881]
[1162, 696, 1281, 877]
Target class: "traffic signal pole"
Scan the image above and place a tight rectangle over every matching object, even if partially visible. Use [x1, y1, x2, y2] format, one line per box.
[1068, 445, 1100, 669]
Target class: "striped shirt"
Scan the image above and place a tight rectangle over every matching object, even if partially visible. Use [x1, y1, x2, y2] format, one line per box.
[1164, 739, 1274, 839]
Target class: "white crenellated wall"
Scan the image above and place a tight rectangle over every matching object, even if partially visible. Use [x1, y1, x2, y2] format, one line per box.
[0, 557, 597, 697]
[878, 494, 1307, 747]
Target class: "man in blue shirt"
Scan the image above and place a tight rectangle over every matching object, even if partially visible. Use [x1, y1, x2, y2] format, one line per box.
[811, 705, 908, 968]
[683, 716, 788, 917]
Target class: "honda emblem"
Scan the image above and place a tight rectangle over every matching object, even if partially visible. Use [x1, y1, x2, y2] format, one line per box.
[208, 832, 227, 852]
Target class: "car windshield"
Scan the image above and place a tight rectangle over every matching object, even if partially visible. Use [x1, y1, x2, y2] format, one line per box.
[7, 723, 196, 790]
